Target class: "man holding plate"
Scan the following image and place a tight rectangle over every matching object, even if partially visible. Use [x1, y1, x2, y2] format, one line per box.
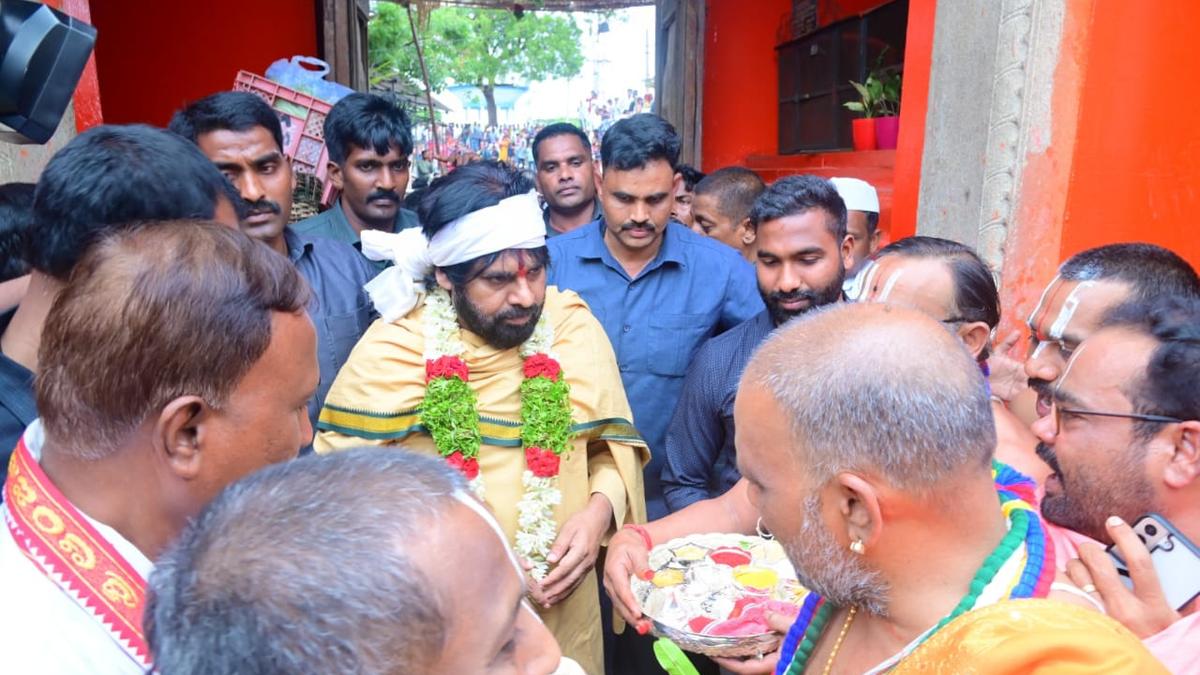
[315, 161, 648, 675]
[610, 303, 1165, 673]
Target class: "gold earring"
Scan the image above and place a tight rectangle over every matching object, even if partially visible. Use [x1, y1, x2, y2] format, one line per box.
[849, 538, 865, 555]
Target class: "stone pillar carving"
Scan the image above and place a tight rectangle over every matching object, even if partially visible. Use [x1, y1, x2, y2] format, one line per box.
[976, 0, 1064, 273]
[916, 0, 1065, 278]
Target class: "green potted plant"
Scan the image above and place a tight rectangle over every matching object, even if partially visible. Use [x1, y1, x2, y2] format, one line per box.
[844, 75, 881, 151]
[844, 51, 903, 151]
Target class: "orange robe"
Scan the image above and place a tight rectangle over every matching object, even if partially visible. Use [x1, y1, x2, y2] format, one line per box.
[316, 287, 649, 675]
[894, 599, 1168, 674]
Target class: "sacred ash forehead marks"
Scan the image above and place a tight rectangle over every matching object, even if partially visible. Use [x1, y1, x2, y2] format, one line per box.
[1026, 276, 1096, 359]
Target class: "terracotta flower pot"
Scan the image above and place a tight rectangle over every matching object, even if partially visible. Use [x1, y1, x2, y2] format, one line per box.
[851, 117, 877, 151]
[875, 115, 900, 149]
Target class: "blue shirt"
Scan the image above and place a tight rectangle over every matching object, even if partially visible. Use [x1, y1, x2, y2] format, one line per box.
[286, 229, 379, 452]
[661, 310, 774, 512]
[0, 308, 35, 496]
[547, 219, 764, 518]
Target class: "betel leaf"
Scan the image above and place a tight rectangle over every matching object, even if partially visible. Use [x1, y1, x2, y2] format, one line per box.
[653, 638, 701, 675]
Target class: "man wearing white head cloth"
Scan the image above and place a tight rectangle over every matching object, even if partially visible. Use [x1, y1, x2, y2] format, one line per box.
[315, 161, 649, 674]
[830, 176, 881, 301]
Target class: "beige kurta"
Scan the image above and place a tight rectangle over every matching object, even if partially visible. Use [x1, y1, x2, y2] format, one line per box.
[316, 287, 649, 674]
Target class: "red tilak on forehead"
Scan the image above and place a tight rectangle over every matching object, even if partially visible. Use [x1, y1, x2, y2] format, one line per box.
[516, 253, 528, 279]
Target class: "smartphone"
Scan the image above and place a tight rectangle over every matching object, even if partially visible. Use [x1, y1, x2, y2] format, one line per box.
[1106, 513, 1200, 612]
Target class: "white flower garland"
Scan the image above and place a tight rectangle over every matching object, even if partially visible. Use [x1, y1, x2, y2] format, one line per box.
[422, 288, 565, 580]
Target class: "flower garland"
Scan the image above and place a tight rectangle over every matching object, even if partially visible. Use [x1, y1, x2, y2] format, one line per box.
[422, 288, 574, 579]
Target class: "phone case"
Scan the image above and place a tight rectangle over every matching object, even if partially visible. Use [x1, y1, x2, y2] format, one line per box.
[1107, 513, 1200, 612]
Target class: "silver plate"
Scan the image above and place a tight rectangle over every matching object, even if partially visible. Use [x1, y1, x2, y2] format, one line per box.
[631, 533, 799, 659]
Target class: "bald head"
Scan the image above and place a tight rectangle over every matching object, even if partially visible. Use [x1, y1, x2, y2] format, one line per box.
[741, 303, 995, 491]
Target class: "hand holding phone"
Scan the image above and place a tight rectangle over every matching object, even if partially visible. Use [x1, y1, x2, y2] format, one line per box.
[1106, 513, 1200, 612]
[1066, 514, 1189, 638]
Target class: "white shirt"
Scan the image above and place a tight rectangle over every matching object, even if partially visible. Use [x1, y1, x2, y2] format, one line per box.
[0, 421, 152, 675]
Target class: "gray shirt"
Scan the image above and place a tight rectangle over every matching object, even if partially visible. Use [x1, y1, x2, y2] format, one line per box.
[292, 200, 421, 272]
[285, 228, 379, 452]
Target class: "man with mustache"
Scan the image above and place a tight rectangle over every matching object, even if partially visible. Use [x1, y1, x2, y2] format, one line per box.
[661, 175, 852, 512]
[171, 92, 379, 448]
[1032, 296, 1200, 672]
[314, 161, 648, 675]
[532, 123, 601, 237]
[1018, 243, 1198, 425]
[547, 113, 762, 523]
[293, 93, 420, 270]
[722, 303, 1161, 674]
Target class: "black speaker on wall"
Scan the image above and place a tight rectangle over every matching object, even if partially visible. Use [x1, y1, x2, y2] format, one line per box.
[0, 0, 97, 145]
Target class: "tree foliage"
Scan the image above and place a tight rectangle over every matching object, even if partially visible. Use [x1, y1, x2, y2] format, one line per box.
[369, 4, 585, 126]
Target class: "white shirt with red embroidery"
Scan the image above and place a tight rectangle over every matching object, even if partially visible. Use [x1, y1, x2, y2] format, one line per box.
[0, 421, 152, 675]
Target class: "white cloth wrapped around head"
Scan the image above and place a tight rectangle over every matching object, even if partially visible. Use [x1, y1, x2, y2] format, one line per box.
[359, 190, 546, 322]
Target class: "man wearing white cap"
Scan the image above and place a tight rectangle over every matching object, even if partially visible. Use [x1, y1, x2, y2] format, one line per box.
[314, 160, 648, 675]
[831, 176, 881, 300]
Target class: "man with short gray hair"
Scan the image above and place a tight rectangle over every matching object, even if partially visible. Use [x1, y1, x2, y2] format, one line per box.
[731, 303, 1159, 673]
[145, 449, 584, 675]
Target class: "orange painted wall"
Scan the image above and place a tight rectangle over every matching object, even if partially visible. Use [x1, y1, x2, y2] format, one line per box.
[1057, 2, 1200, 270]
[88, 0, 319, 126]
[700, 0, 791, 172]
[887, 0, 934, 240]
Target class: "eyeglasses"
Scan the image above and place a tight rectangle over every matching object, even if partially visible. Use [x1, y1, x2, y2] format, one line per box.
[1050, 400, 1183, 434]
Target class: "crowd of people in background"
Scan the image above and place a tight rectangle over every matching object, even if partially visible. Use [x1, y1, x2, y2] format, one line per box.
[0, 88, 1196, 675]
[406, 87, 654, 188]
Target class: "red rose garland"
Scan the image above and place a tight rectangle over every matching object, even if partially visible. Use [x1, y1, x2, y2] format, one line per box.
[421, 289, 573, 579]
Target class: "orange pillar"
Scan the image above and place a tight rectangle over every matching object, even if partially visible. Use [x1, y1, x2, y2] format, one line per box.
[998, 0, 1200, 338]
[889, 0, 935, 240]
[1057, 1, 1200, 269]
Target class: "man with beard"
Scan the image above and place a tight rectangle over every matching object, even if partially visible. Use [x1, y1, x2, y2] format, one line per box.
[293, 93, 420, 270]
[1016, 243, 1198, 425]
[727, 303, 1159, 674]
[1033, 296, 1200, 671]
[314, 161, 648, 675]
[548, 113, 762, 522]
[602, 236, 1090, 641]
[170, 92, 378, 446]
[533, 123, 602, 237]
[661, 175, 851, 512]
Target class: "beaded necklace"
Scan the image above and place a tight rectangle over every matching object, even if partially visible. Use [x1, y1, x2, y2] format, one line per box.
[774, 463, 1052, 675]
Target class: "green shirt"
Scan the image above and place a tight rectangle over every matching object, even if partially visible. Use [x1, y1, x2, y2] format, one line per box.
[292, 199, 421, 271]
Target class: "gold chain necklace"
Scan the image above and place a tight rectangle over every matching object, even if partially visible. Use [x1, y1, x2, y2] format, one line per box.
[821, 606, 857, 675]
